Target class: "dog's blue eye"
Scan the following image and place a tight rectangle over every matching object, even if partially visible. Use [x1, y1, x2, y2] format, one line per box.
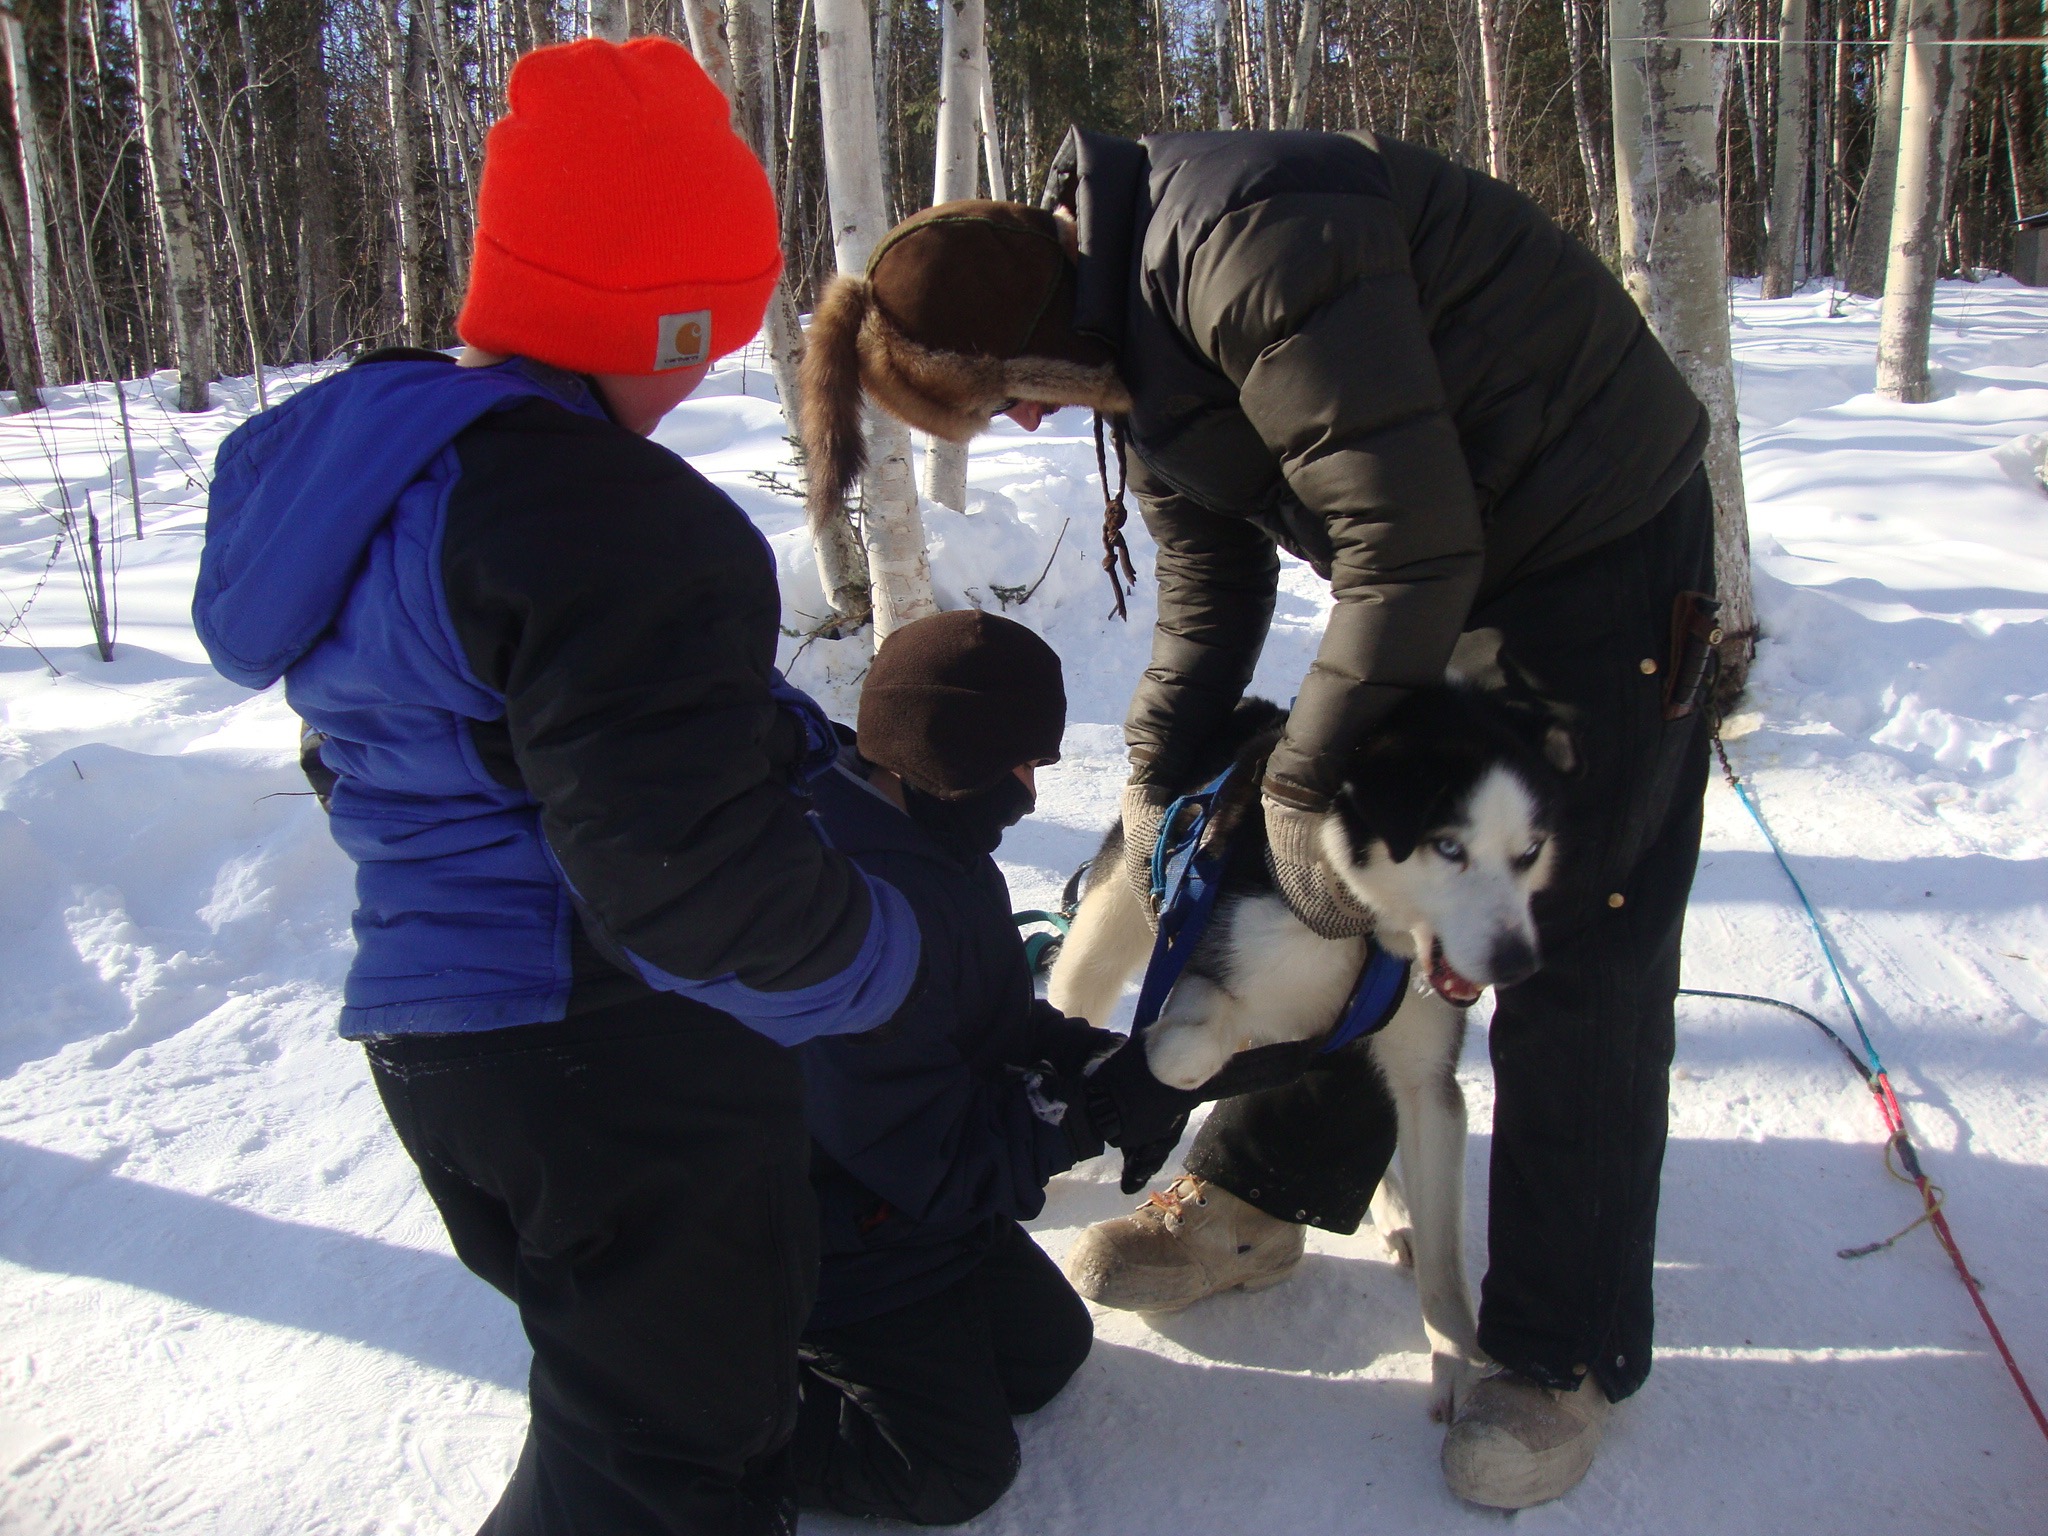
[1432, 837, 1467, 864]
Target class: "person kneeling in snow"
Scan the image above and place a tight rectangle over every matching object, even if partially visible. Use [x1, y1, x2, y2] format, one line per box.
[794, 610, 1200, 1525]
[192, 39, 920, 1536]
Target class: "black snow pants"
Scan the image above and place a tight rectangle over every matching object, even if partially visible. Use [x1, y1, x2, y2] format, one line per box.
[1186, 466, 1717, 1404]
[365, 994, 817, 1536]
[793, 1218, 1093, 1525]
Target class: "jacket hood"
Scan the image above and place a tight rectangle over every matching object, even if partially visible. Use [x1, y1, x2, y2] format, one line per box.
[194, 355, 600, 688]
[1037, 127, 1148, 352]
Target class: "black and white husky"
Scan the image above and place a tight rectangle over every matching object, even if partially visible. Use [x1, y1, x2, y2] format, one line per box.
[1048, 689, 1566, 1418]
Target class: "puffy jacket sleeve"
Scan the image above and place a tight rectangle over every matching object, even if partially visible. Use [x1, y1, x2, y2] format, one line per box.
[441, 412, 919, 1045]
[1183, 192, 1484, 807]
[1123, 454, 1280, 786]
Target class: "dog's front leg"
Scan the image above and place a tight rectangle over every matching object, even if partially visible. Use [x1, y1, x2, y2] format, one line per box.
[1370, 996, 1486, 1422]
[1144, 976, 1241, 1090]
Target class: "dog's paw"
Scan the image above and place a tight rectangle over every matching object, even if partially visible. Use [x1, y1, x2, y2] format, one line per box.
[1428, 1352, 1486, 1423]
[1375, 1221, 1415, 1269]
[1144, 1018, 1232, 1090]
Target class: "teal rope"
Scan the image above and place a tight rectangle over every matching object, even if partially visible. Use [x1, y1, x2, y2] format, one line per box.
[1709, 734, 1887, 1078]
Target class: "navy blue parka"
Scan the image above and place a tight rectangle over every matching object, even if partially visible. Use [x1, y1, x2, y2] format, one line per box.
[802, 748, 1117, 1328]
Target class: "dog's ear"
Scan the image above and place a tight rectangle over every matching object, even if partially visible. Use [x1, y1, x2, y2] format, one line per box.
[1490, 694, 1581, 780]
[1538, 721, 1578, 776]
[1337, 770, 1438, 865]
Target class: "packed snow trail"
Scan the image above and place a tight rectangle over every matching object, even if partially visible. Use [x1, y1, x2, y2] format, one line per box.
[1, 285, 2044, 1534]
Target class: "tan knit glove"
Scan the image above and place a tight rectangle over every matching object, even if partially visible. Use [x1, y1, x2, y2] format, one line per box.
[1262, 793, 1375, 940]
[1120, 781, 1174, 918]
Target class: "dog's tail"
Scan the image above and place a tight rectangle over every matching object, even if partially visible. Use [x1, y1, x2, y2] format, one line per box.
[1047, 821, 1155, 1027]
[800, 275, 872, 534]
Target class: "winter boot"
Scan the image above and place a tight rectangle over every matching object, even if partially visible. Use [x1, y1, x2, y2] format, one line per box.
[1063, 1175, 1306, 1313]
[1440, 1367, 1611, 1509]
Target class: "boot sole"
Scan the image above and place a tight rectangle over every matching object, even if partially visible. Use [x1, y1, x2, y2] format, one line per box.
[1124, 1255, 1303, 1315]
[1441, 1428, 1599, 1509]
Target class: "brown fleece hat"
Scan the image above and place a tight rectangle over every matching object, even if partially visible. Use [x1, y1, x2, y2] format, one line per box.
[800, 200, 1132, 534]
[857, 610, 1066, 799]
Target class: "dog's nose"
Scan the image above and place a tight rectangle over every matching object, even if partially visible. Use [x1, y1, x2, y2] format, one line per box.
[1488, 936, 1539, 988]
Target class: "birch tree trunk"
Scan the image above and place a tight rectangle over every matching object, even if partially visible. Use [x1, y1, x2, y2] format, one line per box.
[1761, 0, 1812, 297]
[816, 0, 935, 637]
[680, 0, 732, 86]
[1477, 0, 1509, 176]
[0, 196, 38, 408]
[0, 7, 39, 410]
[1875, 0, 1987, 401]
[588, 0, 629, 41]
[782, 0, 815, 235]
[921, 0, 987, 511]
[1213, 0, 1236, 127]
[1564, 0, 1616, 260]
[1286, 0, 1323, 128]
[1262, 0, 1284, 127]
[1845, 0, 1910, 295]
[1154, 0, 1174, 122]
[874, 0, 898, 217]
[726, 0, 871, 622]
[423, 0, 477, 300]
[298, 0, 343, 359]
[1611, 0, 1755, 678]
[132, 0, 214, 411]
[383, 0, 425, 345]
[978, 70, 1008, 198]
[168, 24, 266, 408]
[1, 4, 51, 382]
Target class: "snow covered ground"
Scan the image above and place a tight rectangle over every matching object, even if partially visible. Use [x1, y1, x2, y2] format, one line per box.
[1, 283, 2044, 1534]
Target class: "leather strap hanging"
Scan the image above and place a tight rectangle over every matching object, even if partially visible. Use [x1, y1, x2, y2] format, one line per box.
[1094, 412, 1137, 619]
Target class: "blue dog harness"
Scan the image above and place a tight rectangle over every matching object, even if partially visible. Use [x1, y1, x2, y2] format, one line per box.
[1129, 766, 1411, 1057]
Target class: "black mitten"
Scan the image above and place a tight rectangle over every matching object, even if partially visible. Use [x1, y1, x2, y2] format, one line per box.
[1116, 1124, 1188, 1194]
[1083, 1038, 1203, 1148]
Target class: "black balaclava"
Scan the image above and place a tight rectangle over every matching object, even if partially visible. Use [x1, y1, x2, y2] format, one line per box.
[902, 774, 1035, 862]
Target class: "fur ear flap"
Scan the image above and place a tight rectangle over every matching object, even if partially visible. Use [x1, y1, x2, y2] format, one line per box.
[801, 275, 874, 533]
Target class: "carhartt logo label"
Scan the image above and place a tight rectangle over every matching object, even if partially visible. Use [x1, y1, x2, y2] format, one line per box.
[655, 311, 711, 371]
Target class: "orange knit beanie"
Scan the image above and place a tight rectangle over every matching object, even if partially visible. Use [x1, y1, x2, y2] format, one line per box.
[457, 37, 780, 376]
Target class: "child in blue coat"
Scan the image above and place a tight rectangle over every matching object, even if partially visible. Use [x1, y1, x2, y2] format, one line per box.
[793, 610, 1200, 1524]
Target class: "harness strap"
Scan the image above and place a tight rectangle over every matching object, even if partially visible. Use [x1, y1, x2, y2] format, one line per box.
[1130, 765, 1410, 1057]
[1129, 768, 1235, 1040]
[1319, 945, 1411, 1054]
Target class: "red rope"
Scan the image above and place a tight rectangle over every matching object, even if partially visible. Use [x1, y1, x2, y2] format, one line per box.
[1708, 729, 2048, 1450]
[1866, 1069, 2048, 1446]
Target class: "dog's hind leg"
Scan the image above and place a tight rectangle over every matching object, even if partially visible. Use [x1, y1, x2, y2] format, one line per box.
[1370, 993, 1485, 1423]
[1046, 859, 1153, 1028]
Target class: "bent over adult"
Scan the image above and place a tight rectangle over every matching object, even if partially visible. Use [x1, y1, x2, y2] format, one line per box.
[800, 126, 1716, 1510]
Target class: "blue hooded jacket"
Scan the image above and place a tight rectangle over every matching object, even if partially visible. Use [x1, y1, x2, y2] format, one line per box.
[195, 354, 918, 1042]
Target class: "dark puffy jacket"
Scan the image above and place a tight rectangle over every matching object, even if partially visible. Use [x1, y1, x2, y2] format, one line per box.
[800, 748, 1115, 1329]
[1042, 129, 1708, 807]
[194, 351, 918, 1041]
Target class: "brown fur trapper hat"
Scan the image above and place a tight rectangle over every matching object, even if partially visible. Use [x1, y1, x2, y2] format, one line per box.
[857, 609, 1066, 799]
[801, 201, 1132, 530]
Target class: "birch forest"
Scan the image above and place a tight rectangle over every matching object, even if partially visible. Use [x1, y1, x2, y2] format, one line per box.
[0, 0, 2042, 423]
